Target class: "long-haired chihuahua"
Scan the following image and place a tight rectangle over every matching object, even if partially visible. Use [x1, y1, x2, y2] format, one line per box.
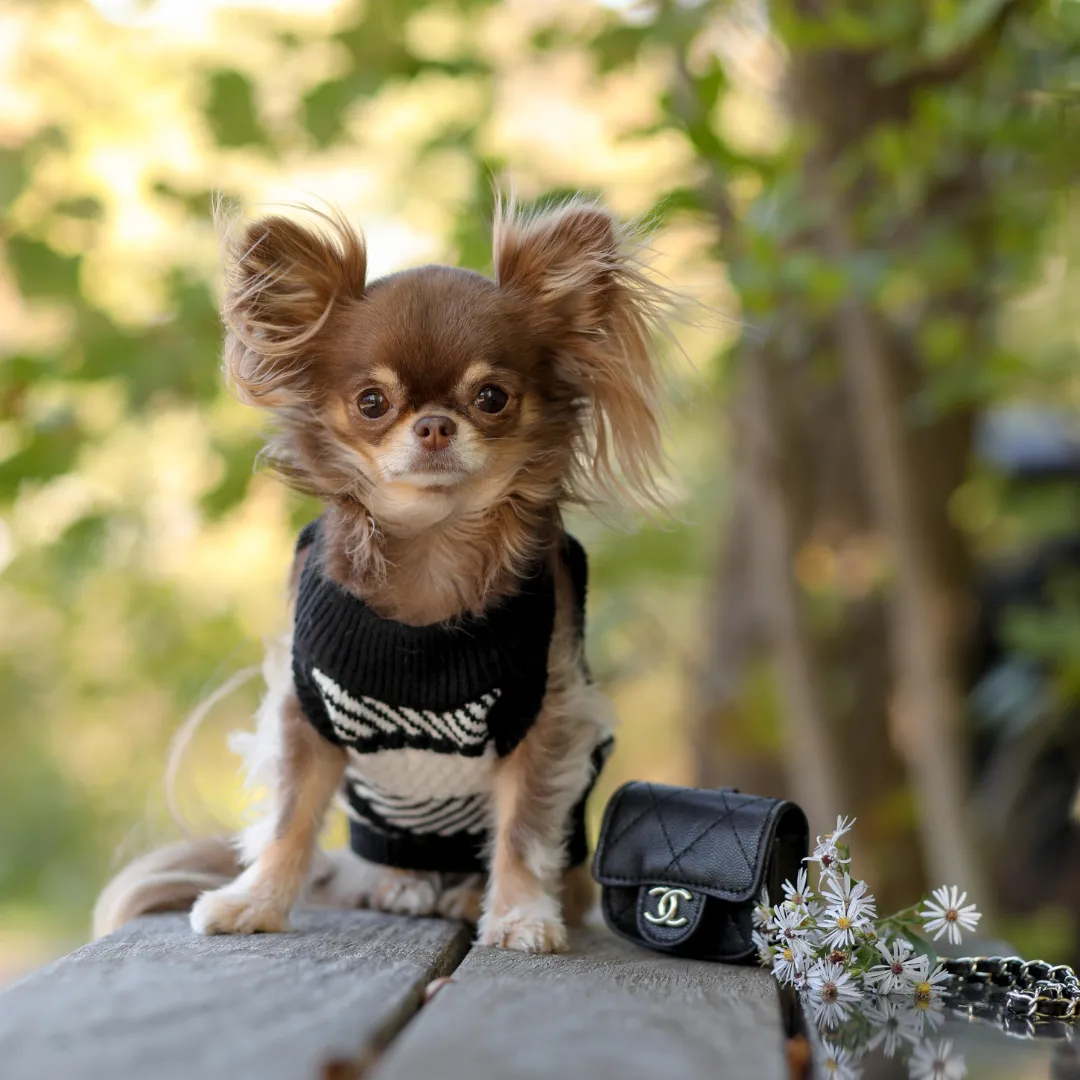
[94, 195, 671, 954]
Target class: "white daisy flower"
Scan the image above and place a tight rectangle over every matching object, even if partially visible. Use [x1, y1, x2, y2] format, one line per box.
[804, 838, 849, 877]
[909, 1038, 966, 1080]
[752, 887, 772, 929]
[752, 929, 774, 966]
[768, 906, 814, 955]
[821, 872, 877, 918]
[819, 895, 873, 949]
[909, 997, 946, 1034]
[864, 997, 923, 1058]
[781, 868, 815, 912]
[772, 945, 808, 987]
[825, 815, 856, 845]
[819, 1041, 862, 1080]
[807, 959, 862, 1006]
[809, 993, 856, 1029]
[920, 886, 981, 946]
[863, 940, 926, 995]
[804, 816, 857, 877]
[909, 963, 951, 1004]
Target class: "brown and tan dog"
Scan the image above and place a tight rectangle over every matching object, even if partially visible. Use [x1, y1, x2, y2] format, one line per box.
[94, 196, 672, 954]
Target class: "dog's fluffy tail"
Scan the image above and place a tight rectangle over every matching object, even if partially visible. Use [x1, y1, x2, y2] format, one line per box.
[92, 665, 267, 940]
[91, 835, 241, 939]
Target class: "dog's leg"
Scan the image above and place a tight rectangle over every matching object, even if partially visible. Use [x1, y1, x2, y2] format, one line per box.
[191, 691, 345, 934]
[478, 672, 607, 953]
[560, 862, 598, 928]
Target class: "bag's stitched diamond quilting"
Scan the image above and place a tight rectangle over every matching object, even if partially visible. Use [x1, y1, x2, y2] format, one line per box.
[598, 783, 774, 896]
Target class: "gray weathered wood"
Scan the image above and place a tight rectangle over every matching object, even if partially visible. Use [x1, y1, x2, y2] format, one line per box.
[0, 910, 469, 1080]
[371, 925, 789, 1080]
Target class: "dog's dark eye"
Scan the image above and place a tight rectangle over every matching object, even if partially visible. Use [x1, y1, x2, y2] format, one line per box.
[474, 386, 508, 414]
[358, 389, 389, 419]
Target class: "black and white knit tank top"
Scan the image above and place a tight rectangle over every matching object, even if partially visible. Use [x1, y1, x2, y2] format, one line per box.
[291, 518, 608, 873]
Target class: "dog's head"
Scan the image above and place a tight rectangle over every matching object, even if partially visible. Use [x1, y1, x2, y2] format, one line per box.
[221, 198, 669, 533]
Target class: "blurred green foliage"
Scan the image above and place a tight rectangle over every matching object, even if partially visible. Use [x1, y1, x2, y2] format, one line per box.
[2, 0, 1079, 976]
[0, 0, 720, 970]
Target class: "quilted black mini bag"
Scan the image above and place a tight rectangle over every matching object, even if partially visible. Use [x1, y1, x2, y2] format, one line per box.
[592, 782, 809, 964]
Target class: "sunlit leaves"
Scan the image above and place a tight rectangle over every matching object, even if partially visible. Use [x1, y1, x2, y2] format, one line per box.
[302, 0, 493, 147]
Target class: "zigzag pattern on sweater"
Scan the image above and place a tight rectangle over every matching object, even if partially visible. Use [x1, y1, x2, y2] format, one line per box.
[311, 667, 501, 750]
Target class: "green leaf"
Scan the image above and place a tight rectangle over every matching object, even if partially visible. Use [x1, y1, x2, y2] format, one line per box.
[590, 20, 650, 73]
[200, 434, 265, 519]
[203, 69, 271, 150]
[0, 412, 82, 499]
[642, 187, 704, 228]
[5, 235, 81, 298]
[53, 196, 103, 220]
[0, 147, 28, 209]
[921, 0, 1012, 64]
[151, 181, 222, 221]
[902, 930, 939, 966]
[301, 77, 363, 148]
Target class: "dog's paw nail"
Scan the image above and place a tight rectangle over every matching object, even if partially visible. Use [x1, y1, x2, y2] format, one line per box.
[190, 889, 291, 935]
[479, 911, 568, 954]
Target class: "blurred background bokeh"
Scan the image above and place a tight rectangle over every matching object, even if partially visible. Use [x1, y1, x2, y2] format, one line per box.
[2, 0, 1080, 984]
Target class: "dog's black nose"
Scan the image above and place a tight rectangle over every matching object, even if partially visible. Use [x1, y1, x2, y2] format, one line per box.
[413, 415, 457, 452]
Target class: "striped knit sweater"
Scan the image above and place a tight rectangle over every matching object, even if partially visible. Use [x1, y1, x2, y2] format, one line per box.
[291, 518, 610, 873]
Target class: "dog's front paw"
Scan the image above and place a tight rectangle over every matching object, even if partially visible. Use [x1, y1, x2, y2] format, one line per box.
[370, 868, 440, 917]
[190, 886, 291, 935]
[479, 906, 568, 954]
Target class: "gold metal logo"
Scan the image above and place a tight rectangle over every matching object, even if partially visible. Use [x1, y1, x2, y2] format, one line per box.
[643, 886, 693, 927]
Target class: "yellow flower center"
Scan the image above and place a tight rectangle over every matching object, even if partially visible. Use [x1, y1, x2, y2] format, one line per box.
[914, 981, 932, 1001]
[782, 948, 793, 962]
[836, 916, 851, 929]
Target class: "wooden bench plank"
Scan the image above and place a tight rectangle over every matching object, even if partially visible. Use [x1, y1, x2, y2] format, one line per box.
[371, 925, 789, 1080]
[0, 910, 469, 1080]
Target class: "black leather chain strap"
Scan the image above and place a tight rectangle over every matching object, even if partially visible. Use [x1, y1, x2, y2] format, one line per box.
[942, 956, 1080, 1037]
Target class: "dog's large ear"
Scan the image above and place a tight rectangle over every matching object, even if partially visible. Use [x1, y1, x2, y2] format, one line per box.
[220, 210, 366, 406]
[493, 197, 668, 510]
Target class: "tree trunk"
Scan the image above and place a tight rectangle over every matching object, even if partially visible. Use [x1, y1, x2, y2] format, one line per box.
[690, 0, 1020, 911]
[697, 324, 926, 910]
[787, 34, 994, 909]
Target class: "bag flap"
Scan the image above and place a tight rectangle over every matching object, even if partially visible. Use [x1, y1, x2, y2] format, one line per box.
[592, 781, 808, 904]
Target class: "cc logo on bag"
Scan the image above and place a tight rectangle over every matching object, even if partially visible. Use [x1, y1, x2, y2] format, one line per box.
[644, 886, 693, 927]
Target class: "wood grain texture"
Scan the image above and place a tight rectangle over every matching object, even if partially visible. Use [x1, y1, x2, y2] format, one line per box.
[0, 910, 469, 1080]
[372, 924, 789, 1080]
